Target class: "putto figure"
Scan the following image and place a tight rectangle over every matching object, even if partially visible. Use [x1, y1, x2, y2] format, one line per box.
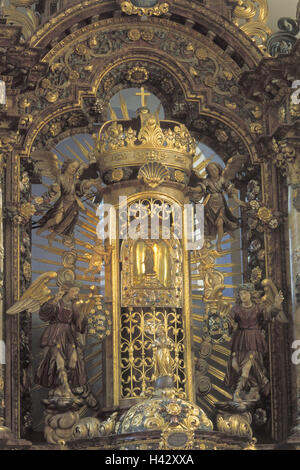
[224, 282, 286, 404]
[31, 151, 102, 245]
[189, 154, 248, 252]
[85, 238, 112, 276]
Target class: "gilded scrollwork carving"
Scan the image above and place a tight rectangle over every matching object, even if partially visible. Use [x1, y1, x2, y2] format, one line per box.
[118, 0, 169, 17]
[232, 0, 272, 52]
[216, 411, 253, 439]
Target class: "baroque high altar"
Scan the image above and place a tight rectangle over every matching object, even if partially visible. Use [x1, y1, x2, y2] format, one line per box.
[1, 0, 300, 452]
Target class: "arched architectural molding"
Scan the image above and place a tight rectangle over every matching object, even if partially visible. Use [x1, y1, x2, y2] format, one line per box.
[11, 15, 263, 167]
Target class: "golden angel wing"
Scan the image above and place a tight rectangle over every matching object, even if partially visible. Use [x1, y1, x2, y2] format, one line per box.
[30, 150, 61, 182]
[6, 272, 57, 315]
[261, 279, 288, 323]
[222, 153, 248, 182]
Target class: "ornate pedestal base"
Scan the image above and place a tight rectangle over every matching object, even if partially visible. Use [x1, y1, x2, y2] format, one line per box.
[42, 397, 83, 445]
[216, 406, 253, 440]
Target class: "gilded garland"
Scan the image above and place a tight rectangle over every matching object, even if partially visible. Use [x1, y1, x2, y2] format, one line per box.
[118, 0, 169, 16]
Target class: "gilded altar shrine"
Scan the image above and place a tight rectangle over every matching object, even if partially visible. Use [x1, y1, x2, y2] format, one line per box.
[0, 0, 300, 452]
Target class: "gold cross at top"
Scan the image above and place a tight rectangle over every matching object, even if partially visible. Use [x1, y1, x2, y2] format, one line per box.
[136, 87, 150, 107]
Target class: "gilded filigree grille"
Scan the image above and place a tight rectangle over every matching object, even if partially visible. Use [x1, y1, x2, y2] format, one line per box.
[119, 197, 183, 241]
[120, 308, 186, 399]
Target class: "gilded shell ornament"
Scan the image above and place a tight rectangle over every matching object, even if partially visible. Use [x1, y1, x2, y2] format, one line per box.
[138, 162, 170, 188]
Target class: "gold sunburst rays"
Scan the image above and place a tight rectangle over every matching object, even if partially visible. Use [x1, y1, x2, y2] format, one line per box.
[78, 216, 98, 231]
[219, 237, 236, 245]
[76, 274, 103, 282]
[76, 255, 92, 264]
[214, 263, 239, 269]
[82, 137, 94, 152]
[83, 207, 99, 222]
[190, 246, 240, 264]
[208, 365, 226, 382]
[75, 265, 104, 277]
[35, 233, 71, 247]
[109, 103, 118, 121]
[73, 237, 95, 250]
[190, 272, 241, 280]
[210, 354, 228, 368]
[193, 157, 212, 175]
[213, 344, 230, 356]
[197, 397, 213, 412]
[119, 92, 130, 120]
[80, 211, 99, 225]
[85, 201, 99, 214]
[86, 359, 103, 370]
[33, 258, 64, 267]
[191, 315, 203, 326]
[191, 293, 235, 303]
[76, 231, 97, 244]
[76, 245, 93, 257]
[33, 242, 65, 256]
[71, 136, 91, 161]
[193, 335, 202, 344]
[191, 294, 204, 301]
[65, 144, 86, 164]
[192, 314, 205, 322]
[223, 272, 242, 278]
[192, 148, 206, 164]
[218, 284, 239, 289]
[54, 147, 80, 164]
[155, 103, 161, 124]
[85, 349, 101, 363]
[83, 339, 103, 351]
[191, 307, 204, 314]
[211, 384, 232, 400]
[205, 394, 219, 406]
[214, 248, 242, 258]
[88, 370, 102, 386]
[77, 221, 97, 237]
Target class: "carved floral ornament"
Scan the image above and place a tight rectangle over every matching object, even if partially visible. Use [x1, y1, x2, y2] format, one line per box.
[270, 138, 299, 182]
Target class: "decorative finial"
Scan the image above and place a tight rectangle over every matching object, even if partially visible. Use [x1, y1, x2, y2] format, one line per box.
[136, 87, 150, 108]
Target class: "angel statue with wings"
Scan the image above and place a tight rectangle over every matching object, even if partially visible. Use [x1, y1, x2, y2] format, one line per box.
[31, 151, 103, 246]
[189, 154, 248, 252]
[7, 273, 97, 408]
[224, 281, 287, 405]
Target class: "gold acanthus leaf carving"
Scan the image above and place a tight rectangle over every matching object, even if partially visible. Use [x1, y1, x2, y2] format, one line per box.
[138, 114, 165, 148]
